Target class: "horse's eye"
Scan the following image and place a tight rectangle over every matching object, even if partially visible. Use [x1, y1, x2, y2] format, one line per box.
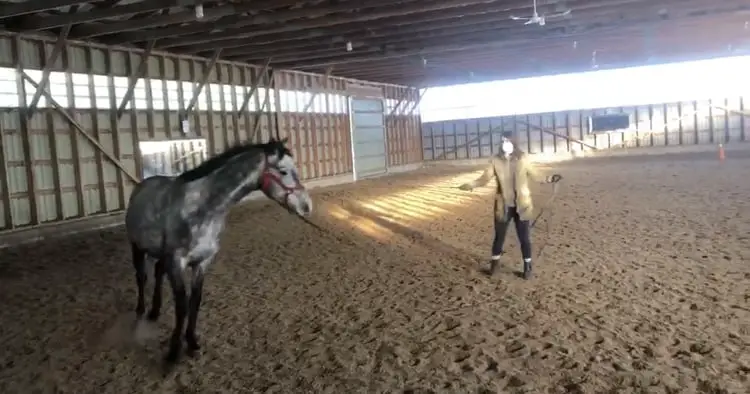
[279, 170, 288, 176]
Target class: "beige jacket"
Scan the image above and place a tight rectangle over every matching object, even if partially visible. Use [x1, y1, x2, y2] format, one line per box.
[469, 153, 551, 221]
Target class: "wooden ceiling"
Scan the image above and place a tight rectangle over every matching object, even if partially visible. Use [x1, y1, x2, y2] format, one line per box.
[1, 0, 749, 87]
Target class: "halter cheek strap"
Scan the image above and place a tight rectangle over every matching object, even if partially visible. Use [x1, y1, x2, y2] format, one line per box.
[259, 157, 305, 201]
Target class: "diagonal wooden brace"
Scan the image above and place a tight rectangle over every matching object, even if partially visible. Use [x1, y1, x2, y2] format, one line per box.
[184, 49, 222, 115]
[251, 68, 273, 142]
[302, 67, 333, 113]
[26, 23, 72, 116]
[237, 57, 270, 115]
[116, 40, 156, 121]
[23, 71, 140, 183]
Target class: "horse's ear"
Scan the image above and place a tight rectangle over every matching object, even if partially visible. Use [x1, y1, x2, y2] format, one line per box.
[280, 137, 289, 145]
[268, 136, 276, 143]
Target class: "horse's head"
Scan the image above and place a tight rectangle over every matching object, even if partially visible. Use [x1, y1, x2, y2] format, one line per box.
[259, 137, 313, 217]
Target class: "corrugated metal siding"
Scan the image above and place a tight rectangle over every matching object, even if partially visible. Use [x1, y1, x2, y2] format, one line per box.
[0, 32, 423, 233]
[422, 98, 748, 161]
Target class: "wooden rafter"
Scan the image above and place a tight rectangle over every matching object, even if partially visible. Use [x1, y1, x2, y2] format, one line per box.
[1, 0, 748, 86]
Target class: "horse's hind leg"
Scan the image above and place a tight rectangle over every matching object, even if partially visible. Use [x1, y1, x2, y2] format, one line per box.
[186, 263, 207, 356]
[164, 259, 188, 364]
[147, 257, 165, 321]
[131, 242, 147, 317]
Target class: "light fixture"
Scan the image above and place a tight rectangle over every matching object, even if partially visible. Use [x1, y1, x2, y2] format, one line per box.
[573, 40, 577, 49]
[195, 4, 204, 20]
[346, 41, 352, 51]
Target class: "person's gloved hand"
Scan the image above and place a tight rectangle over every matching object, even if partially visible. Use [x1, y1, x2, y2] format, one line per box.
[458, 183, 473, 191]
[549, 174, 563, 183]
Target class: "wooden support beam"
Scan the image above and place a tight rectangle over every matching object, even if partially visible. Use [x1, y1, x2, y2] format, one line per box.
[22, 72, 140, 184]
[75, 0, 297, 39]
[116, 40, 156, 121]
[404, 88, 428, 117]
[0, 121, 14, 229]
[276, 11, 750, 70]
[388, 94, 409, 117]
[434, 122, 506, 161]
[16, 0, 181, 30]
[302, 68, 332, 113]
[12, 36, 39, 226]
[197, 0, 736, 56]
[238, 58, 271, 114]
[251, 69, 274, 142]
[27, 23, 72, 116]
[272, 75, 282, 140]
[154, 0, 409, 49]
[184, 49, 222, 115]
[515, 119, 598, 151]
[387, 87, 426, 118]
[0, 0, 88, 19]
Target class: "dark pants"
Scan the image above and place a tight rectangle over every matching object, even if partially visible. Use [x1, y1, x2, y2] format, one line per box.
[492, 206, 532, 259]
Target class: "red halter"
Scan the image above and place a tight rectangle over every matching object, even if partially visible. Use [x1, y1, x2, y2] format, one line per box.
[259, 157, 305, 202]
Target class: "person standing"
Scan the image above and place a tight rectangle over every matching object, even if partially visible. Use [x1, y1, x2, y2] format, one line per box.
[459, 137, 562, 279]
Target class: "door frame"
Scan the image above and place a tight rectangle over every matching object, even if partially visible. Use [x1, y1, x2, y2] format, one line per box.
[348, 94, 388, 181]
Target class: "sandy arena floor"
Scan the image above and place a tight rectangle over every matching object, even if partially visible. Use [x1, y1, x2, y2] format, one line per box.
[1, 151, 749, 393]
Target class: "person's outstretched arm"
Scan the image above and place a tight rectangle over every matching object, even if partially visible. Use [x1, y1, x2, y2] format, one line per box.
[458, 159, 495, 191]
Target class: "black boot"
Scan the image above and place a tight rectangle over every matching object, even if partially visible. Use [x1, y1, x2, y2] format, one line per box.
[522, 259, 532, 280]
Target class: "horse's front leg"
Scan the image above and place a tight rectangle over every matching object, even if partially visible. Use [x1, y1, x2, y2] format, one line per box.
[186, 257, 212, 356]
[164, 257, 188, 365]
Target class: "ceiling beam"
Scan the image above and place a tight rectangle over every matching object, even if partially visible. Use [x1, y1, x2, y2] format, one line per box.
[220, 0, 745, 62]
[124, 0, 648, 48]
[70, 0, 298, 38]
[334, 36, 746, 78]
[155, 0, 503, 49]
[224, 24, 536, 62]
[104, 0, 382, 44]
[271, 12, 750, 69]
[13, 0, 188, 30]
[111, 0, 516, 46]
[171, 0, 735, 55]
[0, 0, 89, 19]
[343, 48, 737, 87]
[331, 33, 748, 79]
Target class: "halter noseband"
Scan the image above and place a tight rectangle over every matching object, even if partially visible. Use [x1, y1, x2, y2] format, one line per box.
[259, 156, 305, 202]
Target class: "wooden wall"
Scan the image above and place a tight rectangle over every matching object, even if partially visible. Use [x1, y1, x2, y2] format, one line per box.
[421, 98, 748, 160]
[0, 31, 423, 233]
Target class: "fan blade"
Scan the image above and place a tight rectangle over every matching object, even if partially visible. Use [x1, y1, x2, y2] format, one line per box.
[548, 9, 572, 18]
[524, 19, 534, 25]
[510, 15, 524, 20]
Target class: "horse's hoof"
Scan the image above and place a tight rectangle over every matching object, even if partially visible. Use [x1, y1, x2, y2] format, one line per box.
[186, 347, 201, 358]
[161, 361, 176, 377]
[186, 333, 201, 349]
[164, 346, 181, 365]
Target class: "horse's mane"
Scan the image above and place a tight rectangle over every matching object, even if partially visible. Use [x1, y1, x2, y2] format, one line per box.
[178, 139, 291, 182]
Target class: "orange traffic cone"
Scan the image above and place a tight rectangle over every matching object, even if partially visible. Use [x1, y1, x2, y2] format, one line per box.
[718, 143, 725, 162]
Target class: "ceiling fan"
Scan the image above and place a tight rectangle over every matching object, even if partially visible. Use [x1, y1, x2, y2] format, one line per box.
[510, 0, 572, 26]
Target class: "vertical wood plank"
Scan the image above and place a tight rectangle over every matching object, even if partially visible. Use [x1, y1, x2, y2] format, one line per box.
[227, 65, 240, 144]
[40, 41, 63, 220]
[14, 36, 40, 225]
[740, 96, 746, 142]
[215, 64, 230, 147]
[124, 51, 143, 179]
[0, 120, 14, 228]
[708, 99, 715, 144]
